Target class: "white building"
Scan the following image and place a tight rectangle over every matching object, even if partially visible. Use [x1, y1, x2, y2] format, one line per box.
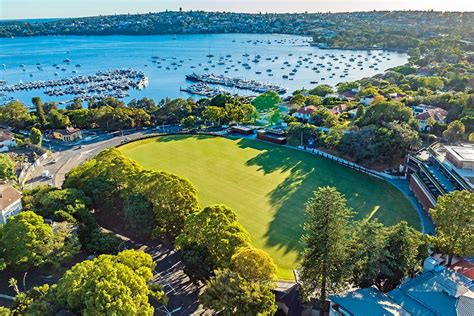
[359, 95, 374, 106]
[0, 129, 16, 153]
[413, 105, 448, 132]
[0, 185, 22, 224]
[293, 105, 318, 121]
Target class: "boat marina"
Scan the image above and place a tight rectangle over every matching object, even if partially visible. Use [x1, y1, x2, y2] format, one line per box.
[0, 33, 407, 105]
[0, 69, 148, 101]
[185, 73, 287, 94]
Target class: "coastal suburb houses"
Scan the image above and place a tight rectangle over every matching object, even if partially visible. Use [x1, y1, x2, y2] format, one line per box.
[0, 128, 16, 152]
[293, 105, 318, 121]
[405, 142, 474, 212]
[412, 104, 448, 132]
[329, 257, 474, 316]
[52, 127, 82, 142]
[0, 184, 22, 224]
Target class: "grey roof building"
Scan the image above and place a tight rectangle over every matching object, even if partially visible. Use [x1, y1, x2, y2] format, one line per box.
[329, 259, 474, 316]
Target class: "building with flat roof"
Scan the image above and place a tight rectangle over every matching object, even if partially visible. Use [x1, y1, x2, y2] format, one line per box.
[445, 143, 474, 170]
[405, 143, 473, 212]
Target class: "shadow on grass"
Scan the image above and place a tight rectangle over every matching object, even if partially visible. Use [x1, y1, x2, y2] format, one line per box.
[155, 134, 214, 143]
[236, 138, 392, 259]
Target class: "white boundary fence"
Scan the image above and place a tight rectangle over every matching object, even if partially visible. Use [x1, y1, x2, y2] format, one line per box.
[18, 152, 49, 188]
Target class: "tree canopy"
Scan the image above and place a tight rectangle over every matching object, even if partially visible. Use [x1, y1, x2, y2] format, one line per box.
[176, 204, 251, 270]
[29, 127, 42, 146]
[430, 190, 474, 265]
[0, 211, 79, 271]
[0, 154, 15, 182]
[15, 250, 166, 315]
[299, 187, 353, 306]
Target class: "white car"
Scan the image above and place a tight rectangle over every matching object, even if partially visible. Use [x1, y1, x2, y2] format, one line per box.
[42, 170, 53, 179]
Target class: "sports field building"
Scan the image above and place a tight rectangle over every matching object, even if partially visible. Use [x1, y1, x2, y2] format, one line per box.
[405, 142, 474, 212]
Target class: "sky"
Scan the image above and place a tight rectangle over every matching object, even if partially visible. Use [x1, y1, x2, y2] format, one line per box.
[1, 0, 473, 20]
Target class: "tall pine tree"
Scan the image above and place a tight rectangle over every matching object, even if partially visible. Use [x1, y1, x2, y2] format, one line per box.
[299, 186, 353, 310]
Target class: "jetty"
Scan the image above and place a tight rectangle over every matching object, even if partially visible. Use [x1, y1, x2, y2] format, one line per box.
[185, 73, 286, 94]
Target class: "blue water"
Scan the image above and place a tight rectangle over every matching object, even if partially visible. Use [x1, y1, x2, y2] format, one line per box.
[0, 34, 407, 105]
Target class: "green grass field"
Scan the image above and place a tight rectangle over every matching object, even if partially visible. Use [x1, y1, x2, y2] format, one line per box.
[120, 135, 420, 280]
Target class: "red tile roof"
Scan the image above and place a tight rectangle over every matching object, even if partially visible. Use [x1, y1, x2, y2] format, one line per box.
[415, 107, 447, 121]
[0, 129, 14, 142]
[449, 259, 474, 280]
[296, 105, 318, 115]
[54, 127, 81, 136]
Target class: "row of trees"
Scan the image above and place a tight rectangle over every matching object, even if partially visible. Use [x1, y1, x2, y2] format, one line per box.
[63, 149, 279, 314]
[0, 94, 257, 133]
[287, 101, 421, 167]
[299, 187, 473, 310]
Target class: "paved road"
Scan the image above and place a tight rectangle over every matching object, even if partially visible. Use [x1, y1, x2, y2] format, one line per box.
[25, 127, 180, 189]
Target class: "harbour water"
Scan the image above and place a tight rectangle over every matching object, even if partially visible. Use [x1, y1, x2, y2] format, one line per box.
[0, 33, 408, 106]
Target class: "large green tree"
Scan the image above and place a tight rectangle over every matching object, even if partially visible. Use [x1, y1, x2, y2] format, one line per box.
[252, 91, 282, 111]
[134, 170, 198, 240]
[0, 101, 34, 129]
[200, 269, 277, 315]
[0, 211, 52, 270]
[442, 120, 465, 142]
[377, 221, 426, 292]
[19, 250, 166, 315]
[430, 190, 474, 265]
[29, 127, 42, 146]
[48, 109, 70, 129]
[358, 101, 416, 127]
[32, 97, 47, 128]
[0, 211, 79, 271]
[0, 154, 15, 182]
[231, 247, 277, 284]
[299, 187, 353, 308]
[350, 219, 386, 288]
[176, 204, 251, 279]
[309, 84, 334, 97]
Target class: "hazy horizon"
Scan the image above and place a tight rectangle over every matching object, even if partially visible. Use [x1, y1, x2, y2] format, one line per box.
[1, 0, 473, 20]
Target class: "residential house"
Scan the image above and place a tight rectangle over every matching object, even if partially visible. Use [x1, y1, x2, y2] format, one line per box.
[339, 90, 358, 101]
[414, 106, 448, 132]
[330, 103, 349, 115]
[388, 92, 406, 100]
[449, 258, 474, 280]
[0, 129, 16, 153]
[359, 95, 374, 106]
[330, 258, 474, 316]
[293, 105, 318, 121]
[52, 127, 82, 142]
[0, 185, 22, 224]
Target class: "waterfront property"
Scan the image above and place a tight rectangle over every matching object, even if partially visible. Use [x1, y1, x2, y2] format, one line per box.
[0, 185, 22, 224]
[119, 135, 420, 279]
